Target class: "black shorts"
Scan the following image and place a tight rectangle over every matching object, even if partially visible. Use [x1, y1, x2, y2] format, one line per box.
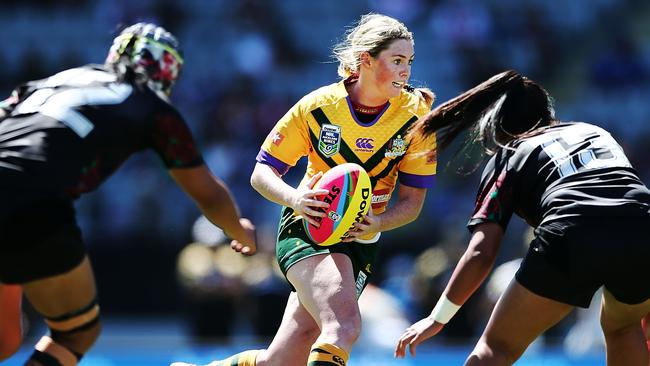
[516, 216, 650, 308]
[0, 192, 86, 284]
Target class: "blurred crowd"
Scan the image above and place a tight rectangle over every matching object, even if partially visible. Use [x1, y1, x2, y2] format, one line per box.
[2, 0, 649, 355]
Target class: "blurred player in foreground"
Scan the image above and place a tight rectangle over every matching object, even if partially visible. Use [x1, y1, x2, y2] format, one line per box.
[395, 70, 650, 365]
[172, 13, 436, 366]
[0, 22, 256, 366]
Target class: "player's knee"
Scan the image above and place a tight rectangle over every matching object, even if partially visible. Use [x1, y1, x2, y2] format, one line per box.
[601, 320, 640, 341]
[50, 318, 102, 356]
[600, 308, 635, 335]
[472, 337, 523, 365]
[34, 299, 102, 365]
[327, 310, 361, 344]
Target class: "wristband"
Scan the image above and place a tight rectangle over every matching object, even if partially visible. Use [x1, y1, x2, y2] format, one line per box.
[430, 295, 461, 324]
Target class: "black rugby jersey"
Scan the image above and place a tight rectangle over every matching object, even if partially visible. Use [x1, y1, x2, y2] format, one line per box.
[468, 122, 650, 231]
[0, 65, 203, 198]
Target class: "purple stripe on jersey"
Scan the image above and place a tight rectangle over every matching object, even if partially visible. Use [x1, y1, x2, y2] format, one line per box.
[398, 172, 436, 188]
[346, 96, 390, 127]
[256, 150, 291, 175]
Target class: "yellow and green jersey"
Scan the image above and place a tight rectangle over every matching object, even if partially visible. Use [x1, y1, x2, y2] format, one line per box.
[256, 79, 436, 214]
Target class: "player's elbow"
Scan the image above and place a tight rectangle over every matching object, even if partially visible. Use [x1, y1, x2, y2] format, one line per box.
[250, 167, 263, 193]
[401, 210, 420, 227]
[411, 203, 424, 222]
[464, 238, 499, 274]
[466, 241, 499, 272]
[405, 199, 425, 224]
[468, 246, 498, 266]
[250, 163, 279, 193]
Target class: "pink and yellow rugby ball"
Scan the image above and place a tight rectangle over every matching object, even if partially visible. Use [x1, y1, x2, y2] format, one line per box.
[304, 163, 372, 246]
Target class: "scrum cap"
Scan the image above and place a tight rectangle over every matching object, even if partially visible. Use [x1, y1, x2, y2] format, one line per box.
[106, 22, 183, 96]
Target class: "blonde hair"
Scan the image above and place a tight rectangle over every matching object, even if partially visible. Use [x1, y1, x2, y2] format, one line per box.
[333, 13, 413, 78]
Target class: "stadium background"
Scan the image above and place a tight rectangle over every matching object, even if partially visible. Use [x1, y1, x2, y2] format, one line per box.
[1, 0, 649, 364]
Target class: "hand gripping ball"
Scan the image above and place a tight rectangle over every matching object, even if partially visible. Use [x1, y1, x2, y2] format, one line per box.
[304, 163, 372, 246]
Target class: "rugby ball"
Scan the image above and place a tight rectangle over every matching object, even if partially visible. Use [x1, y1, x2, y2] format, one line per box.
[304, 163, 372, 246]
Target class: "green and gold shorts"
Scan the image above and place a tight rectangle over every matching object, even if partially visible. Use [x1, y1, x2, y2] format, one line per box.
[276, 207, 379, 297]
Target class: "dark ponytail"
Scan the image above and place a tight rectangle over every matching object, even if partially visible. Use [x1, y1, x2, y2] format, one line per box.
[409, 70, 555, 161]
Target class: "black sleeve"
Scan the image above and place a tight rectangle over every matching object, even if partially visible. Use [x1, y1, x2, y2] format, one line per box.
[467, 153, 517, 232]
[150, 107, 204, 169]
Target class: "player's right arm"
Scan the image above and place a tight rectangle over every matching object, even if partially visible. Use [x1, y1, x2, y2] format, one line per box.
[149, 104, 256, 254]
[251, 98, 329, 226]
[250, 163, 328, 227]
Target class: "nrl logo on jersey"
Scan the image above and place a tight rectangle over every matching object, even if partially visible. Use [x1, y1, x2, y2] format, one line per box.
[385, 135, 407, 158]
[318, 124, 341, 158]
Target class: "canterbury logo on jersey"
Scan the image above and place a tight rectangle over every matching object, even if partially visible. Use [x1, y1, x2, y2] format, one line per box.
[355, 137, 374, 151]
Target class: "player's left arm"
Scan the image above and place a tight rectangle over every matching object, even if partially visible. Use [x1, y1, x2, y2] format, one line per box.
[443, 223, 503, 306]
[395, 223, 503, 358]
[169, 165, 257, 255]
[361, 116, 435, 233]
[344, 185, 426, 240]
[375, 185, 427, 231]
[346, 121, 435, 239]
